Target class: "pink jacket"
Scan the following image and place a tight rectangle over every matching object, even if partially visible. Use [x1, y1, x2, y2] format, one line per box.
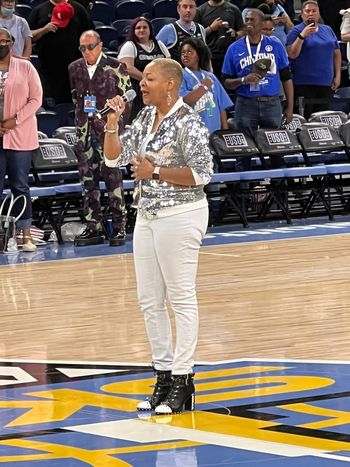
[3, 55, 43, 150]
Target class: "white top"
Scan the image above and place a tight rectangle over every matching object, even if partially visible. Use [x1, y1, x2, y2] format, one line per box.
[118, 40, 170, 60]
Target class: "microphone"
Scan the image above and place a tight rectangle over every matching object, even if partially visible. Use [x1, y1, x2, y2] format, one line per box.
[96, 89, 137, 119]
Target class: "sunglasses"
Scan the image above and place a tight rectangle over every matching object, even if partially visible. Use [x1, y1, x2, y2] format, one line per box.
[78, 40, 100, 53]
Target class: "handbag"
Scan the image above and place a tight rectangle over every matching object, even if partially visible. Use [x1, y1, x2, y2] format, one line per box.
[0, 193, 27, 253]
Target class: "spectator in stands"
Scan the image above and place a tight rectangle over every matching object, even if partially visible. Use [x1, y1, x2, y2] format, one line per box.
[156, 0, 206, 63]
[318, 0, 350, 38]
[28, 0, 93, 107]
[103, 58, 212, 415]
[179, 37, 232, 133]
[242, 0, 293, 45]
[0, 27, 42, 252]
[340, 8, 350, 62]
[222, 9, 293, 169]
[195, 0, 244, 78]
[286, 0, 341, 119]
[0, 0, 32, 58]
[262, 14, 275, 36]
[69, 30, 132, 247]
[118, 17, 170, 123]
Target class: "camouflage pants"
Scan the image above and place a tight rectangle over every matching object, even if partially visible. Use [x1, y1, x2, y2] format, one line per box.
[75, 137, 126, 232]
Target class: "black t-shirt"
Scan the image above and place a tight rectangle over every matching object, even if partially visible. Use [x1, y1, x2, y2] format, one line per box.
[195, 2, 243, 58]
[28, 0, 93, 73]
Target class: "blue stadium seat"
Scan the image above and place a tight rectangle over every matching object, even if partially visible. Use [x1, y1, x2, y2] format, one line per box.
[15, 3, 32, 19]
[96, 25, 119, 49]
[151, 16, 176, 35]
[152, 0, 177, 19]
[114, 0, 148, 20]
[90, 1, 112, 25]
[36, 111, 60, 138]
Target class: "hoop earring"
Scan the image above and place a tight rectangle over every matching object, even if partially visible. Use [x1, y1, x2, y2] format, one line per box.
[166, 92, 172, 106]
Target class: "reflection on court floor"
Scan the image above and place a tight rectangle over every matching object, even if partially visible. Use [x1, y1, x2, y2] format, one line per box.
[1, 358, 350, 466]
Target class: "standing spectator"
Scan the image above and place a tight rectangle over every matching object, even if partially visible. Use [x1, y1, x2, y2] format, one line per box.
[69, 30, 132, 246]
[286, 0, 341, 119]
[0, 0, 32, 58]
[0, 27, 42, 252]
[195, 0, 244, 78]
[103, 58, 213, 415]
[242, 0, 294, 45]
[340, 8, 350, 61]
[28, 0, 93, 106]
[318, 0, 350, 38]
[222, 9, 293, 169]
[118, 17, 170, 123]
[179, 37, 232, 133]
[156, 0, 206, 63]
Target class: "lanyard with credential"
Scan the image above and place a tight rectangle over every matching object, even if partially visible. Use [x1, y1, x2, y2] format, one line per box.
[245, 35, 262, 63]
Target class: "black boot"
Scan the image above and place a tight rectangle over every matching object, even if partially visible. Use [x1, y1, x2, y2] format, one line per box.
[109, 228, 126, 247]
[74, 227, 104, 246]
[155, 374, 195, 415]
[137, 370, 172, 411]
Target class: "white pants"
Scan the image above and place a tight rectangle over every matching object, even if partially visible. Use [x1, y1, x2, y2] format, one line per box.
[133, 206, 208, 375]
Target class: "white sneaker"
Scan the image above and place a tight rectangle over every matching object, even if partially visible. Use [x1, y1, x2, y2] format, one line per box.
[22, 240, 37, 252]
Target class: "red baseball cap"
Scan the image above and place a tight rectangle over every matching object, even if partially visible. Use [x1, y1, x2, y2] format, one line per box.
[51, 2, 74, 28]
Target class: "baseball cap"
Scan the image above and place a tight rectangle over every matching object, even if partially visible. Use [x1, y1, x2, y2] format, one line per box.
[51, 2, 74, 28]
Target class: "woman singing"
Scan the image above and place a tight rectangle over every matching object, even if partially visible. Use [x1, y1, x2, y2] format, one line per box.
[103, 58, 213, 415]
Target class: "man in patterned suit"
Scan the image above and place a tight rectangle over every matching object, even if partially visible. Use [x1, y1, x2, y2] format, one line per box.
[69, 30, 132, 246]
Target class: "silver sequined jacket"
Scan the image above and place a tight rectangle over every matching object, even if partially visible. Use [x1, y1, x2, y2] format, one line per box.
[119, 101, 213, 219]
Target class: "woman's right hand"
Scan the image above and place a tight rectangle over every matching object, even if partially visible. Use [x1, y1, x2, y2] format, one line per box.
[105, 95, 126, 127]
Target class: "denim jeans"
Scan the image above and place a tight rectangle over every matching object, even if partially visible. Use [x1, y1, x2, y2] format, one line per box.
[235, 96, 283, 170]
[0, 141, 33, 229]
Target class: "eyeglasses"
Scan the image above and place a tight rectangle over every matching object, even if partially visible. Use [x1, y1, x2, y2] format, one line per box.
[0, 39, 12, 45]
[78, 41, 100, 53]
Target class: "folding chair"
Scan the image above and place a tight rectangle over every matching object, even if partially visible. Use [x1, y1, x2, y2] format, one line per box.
[209, 129, 261, 227]
[52, 126, 77, 146]
[31, 139, 80, 243]
[256, 128, 333, 220]
[308, 110, 348, 128]
[111, 19, 133, 45]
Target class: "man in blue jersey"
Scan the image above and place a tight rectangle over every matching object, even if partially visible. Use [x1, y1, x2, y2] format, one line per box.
[286, 0, 341, 119]
[222, 8, 293, 169]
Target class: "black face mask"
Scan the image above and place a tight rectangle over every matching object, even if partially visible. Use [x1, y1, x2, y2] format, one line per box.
[0, 45, 9, 60]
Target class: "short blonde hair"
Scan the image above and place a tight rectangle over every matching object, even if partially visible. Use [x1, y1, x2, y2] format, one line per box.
[150, 58, 183, 87]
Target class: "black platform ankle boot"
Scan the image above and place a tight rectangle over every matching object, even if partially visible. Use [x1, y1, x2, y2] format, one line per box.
[155, 374, 195, 415]
[137, 370, 172, 411]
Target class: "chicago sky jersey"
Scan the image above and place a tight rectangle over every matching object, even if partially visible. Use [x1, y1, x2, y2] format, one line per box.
[222, 35, 289, 97]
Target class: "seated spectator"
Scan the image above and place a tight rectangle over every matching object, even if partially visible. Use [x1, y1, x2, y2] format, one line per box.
[242, 0, 293, 45]
[156, 0, 205, 64]
[0, 0, 32, 58]
[286, 0, 341, 119]
[118, 17, 170, 123]
[179, 37, 232, 133]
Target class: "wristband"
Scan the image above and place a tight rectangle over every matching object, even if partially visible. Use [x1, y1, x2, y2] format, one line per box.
[241, 77, 245, 84]
[201, 84, 209, 92]
[298, 34, 305, 40]
[104, 123, 118, 134]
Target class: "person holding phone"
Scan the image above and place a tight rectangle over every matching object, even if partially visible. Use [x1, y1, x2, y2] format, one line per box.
[241, 0, 293, 45]
[286, 0, 341, 119]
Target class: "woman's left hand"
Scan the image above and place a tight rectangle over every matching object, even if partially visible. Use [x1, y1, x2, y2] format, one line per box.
[131, 155, 155, 181]
[332, 75, 341, 91]
[2, 117, 17, 130]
